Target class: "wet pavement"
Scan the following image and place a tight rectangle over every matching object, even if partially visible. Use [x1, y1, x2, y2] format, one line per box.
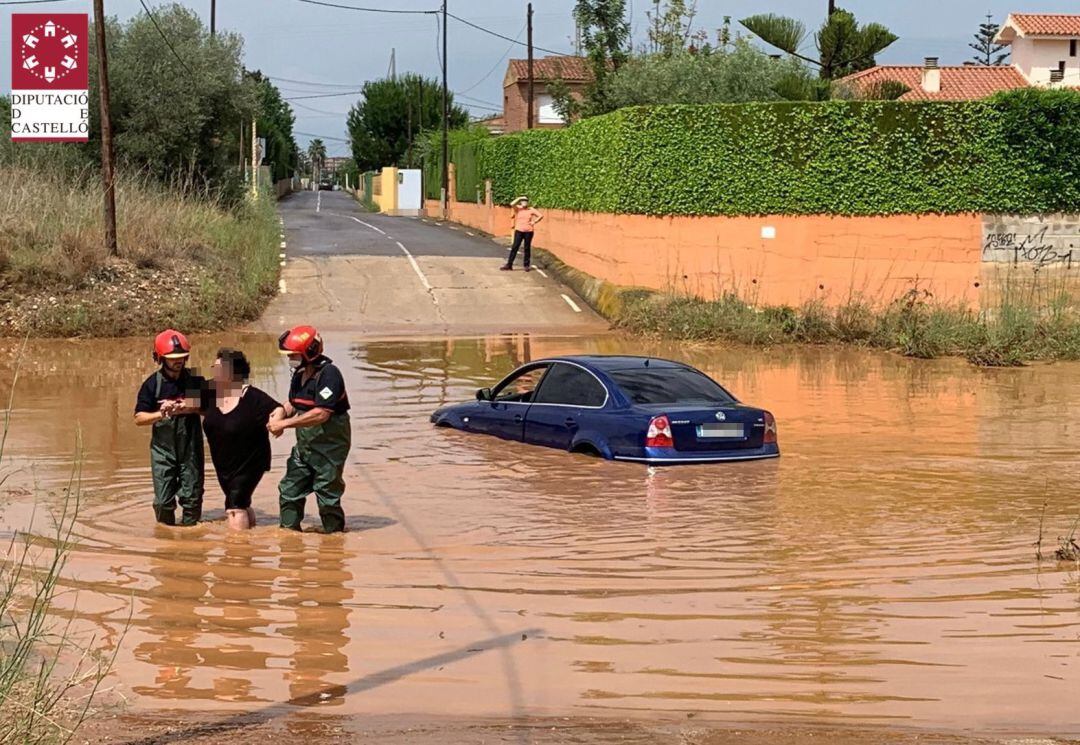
[259, 192, 607, 336]
[3, 333, 1080, 739]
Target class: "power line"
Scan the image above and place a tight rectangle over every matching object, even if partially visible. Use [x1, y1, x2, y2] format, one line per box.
[447, 12, 566, 56]
[295, 130, 350, 142]
[295, 0, 437, 14]
[457, 21, 525, 95]
[284, 90, 364, 100]
[139, 0, 194, 75]
[265, 74, 363, 89]
[290, 100, 351, 116]
[455, 92, 501, 109]
[0, 0, 73, 4]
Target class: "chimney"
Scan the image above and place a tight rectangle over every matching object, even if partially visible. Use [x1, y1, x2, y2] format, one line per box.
[921, 57, 941, 94]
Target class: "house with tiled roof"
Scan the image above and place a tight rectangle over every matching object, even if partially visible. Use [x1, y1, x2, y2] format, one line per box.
[502, 55, 593, 132]
[840, 12, 1079, 100]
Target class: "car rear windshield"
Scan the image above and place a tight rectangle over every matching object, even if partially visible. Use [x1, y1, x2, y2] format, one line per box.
[609, 367, 735, 405]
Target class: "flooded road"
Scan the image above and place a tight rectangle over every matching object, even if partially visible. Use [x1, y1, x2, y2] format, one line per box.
[2, 334, 1079, 738]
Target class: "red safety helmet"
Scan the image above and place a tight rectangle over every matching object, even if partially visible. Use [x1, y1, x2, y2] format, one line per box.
[153, 329, 191, 362]
[278, 325, 323, 362]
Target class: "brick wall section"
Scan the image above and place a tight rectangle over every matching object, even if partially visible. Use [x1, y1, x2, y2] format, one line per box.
[502, 81, 585, 132]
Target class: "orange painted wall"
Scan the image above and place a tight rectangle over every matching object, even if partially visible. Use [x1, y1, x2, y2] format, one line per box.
[425, 200, 985, 307]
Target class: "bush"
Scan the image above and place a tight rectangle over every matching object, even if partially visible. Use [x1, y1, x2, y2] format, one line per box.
[472, 89, 1080, 216]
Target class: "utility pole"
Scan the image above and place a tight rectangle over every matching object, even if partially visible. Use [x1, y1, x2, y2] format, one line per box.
[250, 119, 258, 197]
[389, 48, 396, 80]
[828, 0, 836, 17]
[210, 0, 216, 36]
[93, 0, 118, 256]
[441, 0, 448, 215]
[526, 2, 534, 129]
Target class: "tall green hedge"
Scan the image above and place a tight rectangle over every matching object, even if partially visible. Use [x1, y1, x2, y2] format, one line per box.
[468, 89, 1080, 216]
[454, 142, 484, 203]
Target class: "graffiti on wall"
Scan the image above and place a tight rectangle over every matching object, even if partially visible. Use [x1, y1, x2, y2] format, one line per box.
[982, 216, 1079, 270]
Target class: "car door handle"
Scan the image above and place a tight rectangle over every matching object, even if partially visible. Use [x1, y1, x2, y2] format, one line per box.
[564, 417, 576, 426]
[513, 414, 523, 424]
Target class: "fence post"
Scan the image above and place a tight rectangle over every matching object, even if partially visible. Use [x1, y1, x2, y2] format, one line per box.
[448, 162, 457, 204]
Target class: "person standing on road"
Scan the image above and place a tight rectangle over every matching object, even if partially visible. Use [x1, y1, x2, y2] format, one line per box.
[269, 325, 352, 533]
[202, 349, 285, 531]
[501, 195, 544, 272]
[134, 329, 206, 526]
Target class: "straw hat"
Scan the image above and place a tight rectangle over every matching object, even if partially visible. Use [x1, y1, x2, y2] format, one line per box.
[510, 195, 529, 207]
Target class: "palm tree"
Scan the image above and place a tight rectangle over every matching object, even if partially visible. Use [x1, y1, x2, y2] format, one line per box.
[741, 6, 897, 80]
[307, 139, 327, 184]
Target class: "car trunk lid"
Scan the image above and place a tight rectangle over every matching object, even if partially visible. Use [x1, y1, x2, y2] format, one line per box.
[641, 404, 765, 451]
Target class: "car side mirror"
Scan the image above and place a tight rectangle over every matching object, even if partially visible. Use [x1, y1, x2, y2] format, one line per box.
[476, 387, 492, 401]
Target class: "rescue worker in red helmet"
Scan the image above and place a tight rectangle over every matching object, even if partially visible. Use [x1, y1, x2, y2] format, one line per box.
[268, 325, 351, 533]
[133, 329, 206, 526]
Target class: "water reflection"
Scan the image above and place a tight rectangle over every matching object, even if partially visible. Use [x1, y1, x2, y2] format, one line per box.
[2, 334, 1080, 733]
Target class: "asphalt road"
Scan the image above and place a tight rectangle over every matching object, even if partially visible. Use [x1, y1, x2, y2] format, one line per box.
[256, 190, 606, 337]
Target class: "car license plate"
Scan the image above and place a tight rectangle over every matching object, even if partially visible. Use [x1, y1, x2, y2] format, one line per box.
[696, 423, 744, 439]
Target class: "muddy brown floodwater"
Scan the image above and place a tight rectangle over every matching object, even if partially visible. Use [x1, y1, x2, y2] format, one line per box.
[2, 333, 1080, 742]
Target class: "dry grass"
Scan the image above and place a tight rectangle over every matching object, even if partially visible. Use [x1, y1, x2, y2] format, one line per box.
[0, 164, 279, 337]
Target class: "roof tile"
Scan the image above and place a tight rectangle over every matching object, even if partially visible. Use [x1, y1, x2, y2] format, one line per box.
[507, 56, 593, 83]
[1009, 14, 1080, 36]
[840, 65, 1029, 101]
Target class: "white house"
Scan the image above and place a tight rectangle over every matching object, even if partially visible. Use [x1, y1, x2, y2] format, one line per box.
[841, 12, 1079, 100]
[994, 13, 1080, 86]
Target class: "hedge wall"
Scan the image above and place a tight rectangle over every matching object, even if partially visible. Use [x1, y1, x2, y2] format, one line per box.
[470, 89, 1080, 216]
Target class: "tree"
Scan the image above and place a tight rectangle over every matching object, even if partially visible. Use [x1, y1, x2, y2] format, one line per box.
[603, 39, 806, 107]
[346, 74, 467, 172]
[970, 13, 1009, 66]
[308, 139, 326, 182]
[646, 0, 697, 57]
[89, 5, 258, 186]
[554, 0, 630, 120]
[740, 6, 897, 80]
[248, 71, 298, 182]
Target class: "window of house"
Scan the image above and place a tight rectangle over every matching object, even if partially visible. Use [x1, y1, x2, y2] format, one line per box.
[1070, 39, 1077, 57]
[537, 94, 562, 125]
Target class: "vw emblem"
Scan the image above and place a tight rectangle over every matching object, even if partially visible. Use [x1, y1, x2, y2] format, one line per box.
[715, 411, 726, 422]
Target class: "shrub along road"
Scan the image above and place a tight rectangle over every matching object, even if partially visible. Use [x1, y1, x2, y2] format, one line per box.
[258, 191, 606, 337]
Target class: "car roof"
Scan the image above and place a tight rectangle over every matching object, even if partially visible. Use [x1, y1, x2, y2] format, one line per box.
[539, 355, 689, 371]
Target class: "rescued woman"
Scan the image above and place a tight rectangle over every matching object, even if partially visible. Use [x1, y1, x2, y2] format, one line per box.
[201, 349, 285, 530]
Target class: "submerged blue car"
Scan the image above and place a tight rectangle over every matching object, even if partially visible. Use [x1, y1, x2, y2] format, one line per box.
[430, 355, 779, 465]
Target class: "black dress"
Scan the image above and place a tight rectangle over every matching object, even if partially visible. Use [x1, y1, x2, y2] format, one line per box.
[202, 386, 281, 510]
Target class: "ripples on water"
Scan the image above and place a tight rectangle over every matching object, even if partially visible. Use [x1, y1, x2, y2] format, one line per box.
[1, 334, 1079, 733]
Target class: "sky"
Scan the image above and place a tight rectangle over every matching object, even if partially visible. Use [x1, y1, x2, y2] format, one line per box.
[3, 0, 1079, 155]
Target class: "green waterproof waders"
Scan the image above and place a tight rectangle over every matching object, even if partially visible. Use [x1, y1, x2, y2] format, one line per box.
[278, 413, 351, 533]
[150, 372, 204, 526]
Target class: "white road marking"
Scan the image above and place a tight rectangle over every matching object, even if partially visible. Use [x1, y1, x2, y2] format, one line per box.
[448, 225, 459, 230]
[396, 241, 432, 291]
[279, 241, 286, 249]
[279, 260, 287, 267]
[536, 268, 548, 278]
[348, 216, 386, 235]
[278, 279, 287, 293]
[316, 191, 322, 212]
[279, 253, 286, 259]
[561, 294, 582, 313]
[466, 231, 474, 236]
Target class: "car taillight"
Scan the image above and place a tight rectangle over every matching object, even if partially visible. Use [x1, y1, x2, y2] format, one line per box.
[646, 415, 674, 448]
[763, 411, 777, 444]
